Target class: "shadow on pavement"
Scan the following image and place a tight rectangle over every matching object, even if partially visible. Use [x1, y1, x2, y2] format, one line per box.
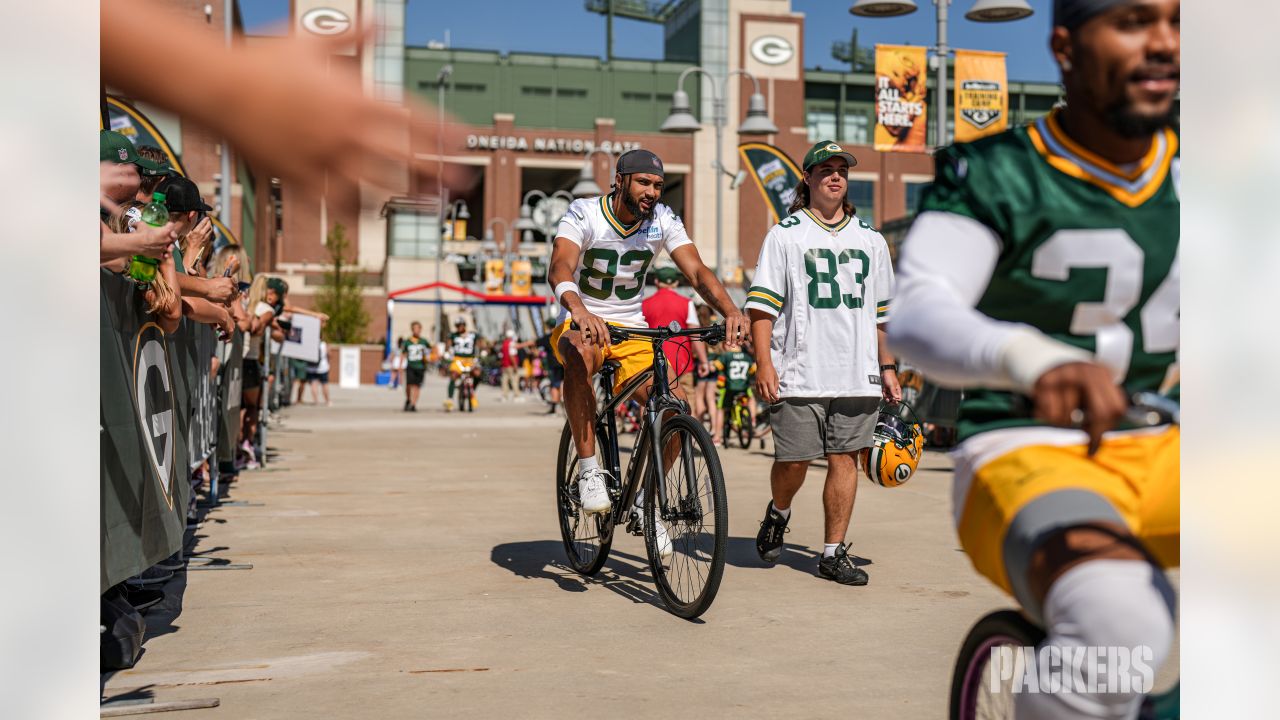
[723, 536, 872, 575]
[490, 540, 671, 614]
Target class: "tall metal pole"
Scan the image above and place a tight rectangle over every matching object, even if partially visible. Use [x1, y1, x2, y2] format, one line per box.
[220, 0, 232, 229]
[935, 0, 950, 147]
[713, 93, 725, 277]
[436, 66, 452, 341]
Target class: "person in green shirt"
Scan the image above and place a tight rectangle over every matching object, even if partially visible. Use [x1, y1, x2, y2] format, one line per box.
[714, 349, 757, 441]
[402, 321, 430, 412]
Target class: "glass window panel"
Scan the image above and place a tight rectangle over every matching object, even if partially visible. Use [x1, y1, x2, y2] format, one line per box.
[848, 180, 874, 227]
[807, 110, 837, 142]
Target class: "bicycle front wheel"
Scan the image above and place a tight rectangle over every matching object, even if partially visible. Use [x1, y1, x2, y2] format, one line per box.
[949, 610, 1045, 720]
[555, 422, 613, 576]
[736, 408, 751, 449]
[643, 414, 728, 619]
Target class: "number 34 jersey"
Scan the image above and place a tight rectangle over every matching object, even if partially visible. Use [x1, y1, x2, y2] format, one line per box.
[746, 209, 894, 398]
[556, 193, 693, 327]
[922, 110, 1180, 437]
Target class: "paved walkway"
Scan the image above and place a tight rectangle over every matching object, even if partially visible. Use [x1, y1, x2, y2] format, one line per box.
[101, 375, 1172, 718]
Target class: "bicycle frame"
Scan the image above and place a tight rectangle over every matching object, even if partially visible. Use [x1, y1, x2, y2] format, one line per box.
[589, 326, 718, 540]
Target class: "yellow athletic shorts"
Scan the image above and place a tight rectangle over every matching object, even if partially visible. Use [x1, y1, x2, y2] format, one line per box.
[449, 358, 476, 375]
[952, 425, 1179, 610]
[550, 318, 653, 392]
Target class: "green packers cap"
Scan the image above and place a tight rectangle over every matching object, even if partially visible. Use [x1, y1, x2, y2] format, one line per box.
[100, 130, 162, 172]
[654, 266, 681, 284]
[802, 140, 858, 171]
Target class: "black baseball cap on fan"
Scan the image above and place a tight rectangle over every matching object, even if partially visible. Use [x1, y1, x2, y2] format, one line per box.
[616, 149, 664, 178]
[157, 176, 213, 213]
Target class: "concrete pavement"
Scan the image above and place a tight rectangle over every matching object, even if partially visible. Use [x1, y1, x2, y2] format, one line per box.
[101, 374, 1174, 718]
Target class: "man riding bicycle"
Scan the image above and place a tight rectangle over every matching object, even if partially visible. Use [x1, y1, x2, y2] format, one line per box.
[888, 1, 1179, 716]
[446, 318, 481, 411]
[548, 149, 749, 531]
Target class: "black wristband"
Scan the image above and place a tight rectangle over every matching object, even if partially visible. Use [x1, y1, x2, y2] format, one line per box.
[880, 364, 898, 373]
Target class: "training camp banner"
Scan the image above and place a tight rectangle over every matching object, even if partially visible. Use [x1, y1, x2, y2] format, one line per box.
[484, 259, 506, 295]
[954, 49, 1009, 143]
[874, 45, 929, 153]
[737, 142, 803, 223]
[510, 259, 533, 297]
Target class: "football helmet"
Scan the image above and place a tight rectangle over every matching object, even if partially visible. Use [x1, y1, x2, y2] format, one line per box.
[862, 401, 925, 488]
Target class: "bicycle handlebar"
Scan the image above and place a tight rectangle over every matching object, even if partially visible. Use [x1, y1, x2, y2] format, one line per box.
[570, 321, 726, 345]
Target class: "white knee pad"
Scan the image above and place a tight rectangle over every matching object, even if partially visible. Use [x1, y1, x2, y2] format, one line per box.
[1015, 559, 1176, 720]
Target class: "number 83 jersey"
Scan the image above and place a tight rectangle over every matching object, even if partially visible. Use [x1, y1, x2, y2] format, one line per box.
[556, 193, 693, 327]
[746, 208, 894, 398]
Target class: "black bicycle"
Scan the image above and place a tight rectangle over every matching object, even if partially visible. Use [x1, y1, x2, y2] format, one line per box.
[555, 322, 728, 619]
[948, 393, 1180, 720]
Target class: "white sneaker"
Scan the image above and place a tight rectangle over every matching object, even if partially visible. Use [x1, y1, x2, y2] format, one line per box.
[653, 515, 673, 558]
[636, 503, 673, 558]
[577, 468, 612, 515]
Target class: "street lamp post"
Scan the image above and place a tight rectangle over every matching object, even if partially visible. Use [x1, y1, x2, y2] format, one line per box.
[435, 64, 453, 340]
[515, 189, 575, 242]
[661, 67, 777, 277]
[441, 199, 469, 339]
[849, 0, 1033, 146]
[571, 147, 614, 197]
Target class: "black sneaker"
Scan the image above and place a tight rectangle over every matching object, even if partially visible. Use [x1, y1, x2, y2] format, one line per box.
[755, 501, 790, 563]
[125, 566, 174, 587]
[817, 544, 868, 585]
[122, 586, 164, 612]
[403, 400, 411, 412]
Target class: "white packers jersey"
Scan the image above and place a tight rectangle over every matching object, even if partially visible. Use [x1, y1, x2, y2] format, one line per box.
[746, 208, 894, 398]
[556, 193, 694, 327]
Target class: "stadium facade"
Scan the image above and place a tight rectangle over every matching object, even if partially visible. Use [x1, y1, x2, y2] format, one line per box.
[128, 0, 1066, 343]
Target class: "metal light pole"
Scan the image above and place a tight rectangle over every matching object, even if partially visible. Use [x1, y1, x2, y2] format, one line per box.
[571, 147, 614, 197]
[661, 68, 777, 277]
[435, 65, 453, 340]
[850, 0, 1032, 146]
[219, 0, 232, 228]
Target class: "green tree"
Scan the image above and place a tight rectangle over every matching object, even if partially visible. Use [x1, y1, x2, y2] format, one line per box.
[315, 223, 369, 344]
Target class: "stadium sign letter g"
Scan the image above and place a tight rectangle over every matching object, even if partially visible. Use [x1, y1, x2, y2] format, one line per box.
[302, 8, 352, 36]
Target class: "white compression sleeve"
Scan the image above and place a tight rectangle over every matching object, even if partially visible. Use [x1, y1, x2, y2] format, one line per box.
[1015, 560, 1176, 720]
[886, 212, 1091, 393]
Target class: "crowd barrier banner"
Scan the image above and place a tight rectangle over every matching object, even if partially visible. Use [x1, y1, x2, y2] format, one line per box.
[217, 332, 244, 467]
[100, 271, 191, 591]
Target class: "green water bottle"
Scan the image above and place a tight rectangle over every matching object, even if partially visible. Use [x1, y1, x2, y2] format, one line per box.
[127, 191, 168, 286]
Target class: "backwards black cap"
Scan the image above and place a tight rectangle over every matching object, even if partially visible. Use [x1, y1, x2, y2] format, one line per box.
[616, 149, 664, 178]
[1054, 0, 1133, 30]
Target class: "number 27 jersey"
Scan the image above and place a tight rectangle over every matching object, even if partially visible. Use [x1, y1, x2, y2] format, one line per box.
[557, 193, 693, 327]
[747, 209, 894, 398]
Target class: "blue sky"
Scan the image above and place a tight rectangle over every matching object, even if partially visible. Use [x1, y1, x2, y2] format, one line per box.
[243, 0, 1061, 82]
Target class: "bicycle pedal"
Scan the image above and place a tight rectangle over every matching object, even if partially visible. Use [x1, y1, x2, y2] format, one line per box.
[625, 512, 644, 536]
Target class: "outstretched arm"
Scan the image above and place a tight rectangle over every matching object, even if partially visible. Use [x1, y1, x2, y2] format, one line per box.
[668, 244, 748, 348]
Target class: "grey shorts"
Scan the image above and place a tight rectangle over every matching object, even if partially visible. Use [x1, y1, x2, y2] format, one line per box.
[769, 396, 880, 462]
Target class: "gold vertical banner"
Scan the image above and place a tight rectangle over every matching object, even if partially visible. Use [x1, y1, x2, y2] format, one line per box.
[874, 45, 929, 153]
[510, 260, 533, 297]
[955, 50, 1009, 143]
[484, 259, 506, 295]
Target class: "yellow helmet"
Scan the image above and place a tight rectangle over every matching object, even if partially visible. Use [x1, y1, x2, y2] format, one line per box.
[862, 402, 925, 488]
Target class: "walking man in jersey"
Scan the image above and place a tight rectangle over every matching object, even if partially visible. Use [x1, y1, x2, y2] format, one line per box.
[548, 149, 749, 533]
[402, 322, 429, 412]
[642, 265, 710, 402]
[749, 141, 901, 585]
[888, 1, 1180, 715]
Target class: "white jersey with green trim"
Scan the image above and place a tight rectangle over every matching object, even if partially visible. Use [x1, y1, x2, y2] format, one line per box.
[746, 208, 894, 398]
[556, 193, 693, 327]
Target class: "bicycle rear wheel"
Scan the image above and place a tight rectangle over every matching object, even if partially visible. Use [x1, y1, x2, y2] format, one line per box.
[643, 414, 728, 619]
[555, 422, 613, 575]
[949, 610, 1045, 720]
